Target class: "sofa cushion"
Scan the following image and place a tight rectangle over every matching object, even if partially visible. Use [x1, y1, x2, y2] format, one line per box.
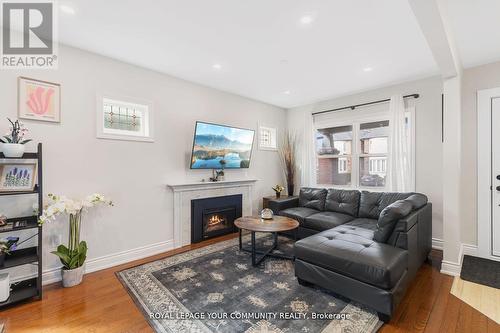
[358, 191, 413, 219]
[325, 188, 360, 217]
[299, 188, 327, 211]
[405, 193, 428, 210]
[303, 211, 355, 232]
[280, 207, 319, 225]
[294, 227, 408, 289]
[373, 200, 413, 243]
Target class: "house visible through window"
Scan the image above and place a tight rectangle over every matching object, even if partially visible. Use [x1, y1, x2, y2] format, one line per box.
[315, 125, 352, 185]
[314, 110, 413, 190]
[359, 120, 389, 187]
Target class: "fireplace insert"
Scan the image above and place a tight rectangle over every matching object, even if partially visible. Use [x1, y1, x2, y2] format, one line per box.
[191, 194, 242, 243]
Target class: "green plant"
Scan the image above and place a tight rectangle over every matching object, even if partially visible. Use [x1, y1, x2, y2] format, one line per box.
[39, 193, 113, 270]
[52, 213, 87, 270]
[0, 118, 32, 144]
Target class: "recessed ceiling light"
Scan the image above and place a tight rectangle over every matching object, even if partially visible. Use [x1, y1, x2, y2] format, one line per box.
[283, 90, 291, 95]
[212, 63, 222, 70]
[363, 67, 373, 72]
[300, 15, 314, 25]
[60, 5, 75, 15]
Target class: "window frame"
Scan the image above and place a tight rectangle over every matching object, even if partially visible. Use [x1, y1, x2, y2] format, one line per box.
[258, 125, 278, 151]
[313, 107, 415, 191]
[96, 93, 154, 142]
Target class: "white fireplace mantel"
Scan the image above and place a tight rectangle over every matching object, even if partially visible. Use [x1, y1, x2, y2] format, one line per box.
[167, 179, 258, 248]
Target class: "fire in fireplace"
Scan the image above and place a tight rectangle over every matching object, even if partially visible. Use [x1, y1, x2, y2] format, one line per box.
[191, 195, 242, 243]
[206, 214, 226, 231]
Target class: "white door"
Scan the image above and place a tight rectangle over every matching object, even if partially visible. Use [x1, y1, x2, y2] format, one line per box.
[491, 97, 500, 256]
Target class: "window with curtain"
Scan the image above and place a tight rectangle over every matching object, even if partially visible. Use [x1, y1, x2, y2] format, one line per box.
[314, 109, 414, 190]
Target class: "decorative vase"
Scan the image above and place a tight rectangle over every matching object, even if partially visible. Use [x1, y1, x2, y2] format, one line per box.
[275, 191, 281, 198]
[287, 184, 294, 196]
[62, 265, 85, 288]
[261, 208, 274, 220]
[2, 143, 25, 157]
[0, 253, 5, 267]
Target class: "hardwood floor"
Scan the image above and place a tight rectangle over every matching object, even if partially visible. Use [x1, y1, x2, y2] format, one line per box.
[1, 234, 499, 332]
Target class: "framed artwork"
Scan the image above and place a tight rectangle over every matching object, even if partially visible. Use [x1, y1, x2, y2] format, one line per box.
[0, 163, 37, 192]
[258, 125, 278, 150]
[18, 77, 61, 123]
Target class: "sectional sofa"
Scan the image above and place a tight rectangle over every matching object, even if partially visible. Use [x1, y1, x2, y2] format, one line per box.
[267, 187, 432, 321]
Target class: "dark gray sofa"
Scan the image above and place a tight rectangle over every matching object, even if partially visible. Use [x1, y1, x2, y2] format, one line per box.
[267, 187, 432, 322]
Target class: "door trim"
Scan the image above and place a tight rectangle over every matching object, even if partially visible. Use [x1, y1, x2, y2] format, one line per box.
[477, 87, 500, 260]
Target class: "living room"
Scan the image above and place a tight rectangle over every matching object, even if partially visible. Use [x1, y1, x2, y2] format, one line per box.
[0, 1, 499, 332]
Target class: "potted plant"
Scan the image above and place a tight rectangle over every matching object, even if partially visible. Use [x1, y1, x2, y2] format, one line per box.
[272, 184, 285, 198]
[0, 237, 19, 267]
[279, 131, 297, 196]
[218, 159, 226, 181]
[38, 193, 113, 287]
[0, 118, 32, 157]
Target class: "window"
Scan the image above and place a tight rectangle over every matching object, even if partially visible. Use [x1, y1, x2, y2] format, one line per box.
[97, 95, 153, 142]
[314, 109, 414, 190]
[359, 120, 389, 187]
[338, 157, 348, 173]
[315, 125, 352, 185]
[259, 126, 277, 150]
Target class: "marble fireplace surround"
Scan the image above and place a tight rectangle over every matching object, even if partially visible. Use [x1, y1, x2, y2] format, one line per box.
[167, 179, 258, 248]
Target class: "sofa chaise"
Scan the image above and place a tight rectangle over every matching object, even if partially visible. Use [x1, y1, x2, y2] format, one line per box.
[267, 187, 432, 321]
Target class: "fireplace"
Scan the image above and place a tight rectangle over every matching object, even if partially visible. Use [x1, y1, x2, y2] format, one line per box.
[191, 194, 242, 243]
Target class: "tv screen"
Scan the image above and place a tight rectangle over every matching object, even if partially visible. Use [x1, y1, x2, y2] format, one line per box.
[190, 121, 255, 169]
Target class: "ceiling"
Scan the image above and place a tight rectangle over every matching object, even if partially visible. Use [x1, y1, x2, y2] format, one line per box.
[442, 0, 500, 69]
[55, 1, 479, 108]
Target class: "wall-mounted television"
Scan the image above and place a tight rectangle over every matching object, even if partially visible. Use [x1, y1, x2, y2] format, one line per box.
[190, 121, 255, 169]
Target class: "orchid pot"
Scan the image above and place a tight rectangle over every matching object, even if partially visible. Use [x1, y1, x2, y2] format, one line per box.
[2, 143, 25, 158]
[62, 264, 85, 288]
[39, 193, 113, 288]
[0, 118, 32, 157]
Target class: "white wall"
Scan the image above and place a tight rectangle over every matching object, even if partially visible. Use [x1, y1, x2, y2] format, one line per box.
[287, 76, 444, 240]
[461, 61, 500, 245]
[0, 45, 285, 283]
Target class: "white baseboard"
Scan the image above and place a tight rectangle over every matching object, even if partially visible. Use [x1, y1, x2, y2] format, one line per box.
[440, 242, 478, 276]
[41, 239, 175, 285]
[432, 237, 443, 250]
[440, 260, 461, 276]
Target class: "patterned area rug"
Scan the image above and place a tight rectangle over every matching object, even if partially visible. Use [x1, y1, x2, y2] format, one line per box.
[117, 235, 382, 333]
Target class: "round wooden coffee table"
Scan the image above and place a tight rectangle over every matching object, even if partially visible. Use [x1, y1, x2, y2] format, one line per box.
[234, 216, 299, 266]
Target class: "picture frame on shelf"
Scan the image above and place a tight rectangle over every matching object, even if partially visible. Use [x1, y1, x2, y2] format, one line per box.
[0, 163, 37, 192]
[18, 77, 61, 123]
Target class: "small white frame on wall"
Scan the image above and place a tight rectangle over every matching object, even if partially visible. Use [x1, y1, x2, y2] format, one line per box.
[258, 125, 277, 150]
[96, 93, 154, 142]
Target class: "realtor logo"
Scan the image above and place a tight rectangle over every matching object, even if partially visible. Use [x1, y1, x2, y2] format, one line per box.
[1, 0, 58, 69]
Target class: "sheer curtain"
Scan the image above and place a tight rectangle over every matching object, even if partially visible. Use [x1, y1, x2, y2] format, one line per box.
[301, 108, 315, 187]
[388, 95, 412, 191]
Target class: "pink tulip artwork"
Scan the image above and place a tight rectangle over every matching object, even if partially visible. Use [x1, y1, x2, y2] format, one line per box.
[18, 77, 60, 123]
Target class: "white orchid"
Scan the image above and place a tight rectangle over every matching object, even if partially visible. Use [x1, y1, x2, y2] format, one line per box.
[38, 193, 113, 225]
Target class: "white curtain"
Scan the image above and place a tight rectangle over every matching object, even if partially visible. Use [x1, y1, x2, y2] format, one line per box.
[301, 109, 315, 187]
[388, 95, 412, 191]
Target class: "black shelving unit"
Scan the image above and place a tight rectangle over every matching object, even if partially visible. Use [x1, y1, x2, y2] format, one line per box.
[0, 143, 43, 309]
